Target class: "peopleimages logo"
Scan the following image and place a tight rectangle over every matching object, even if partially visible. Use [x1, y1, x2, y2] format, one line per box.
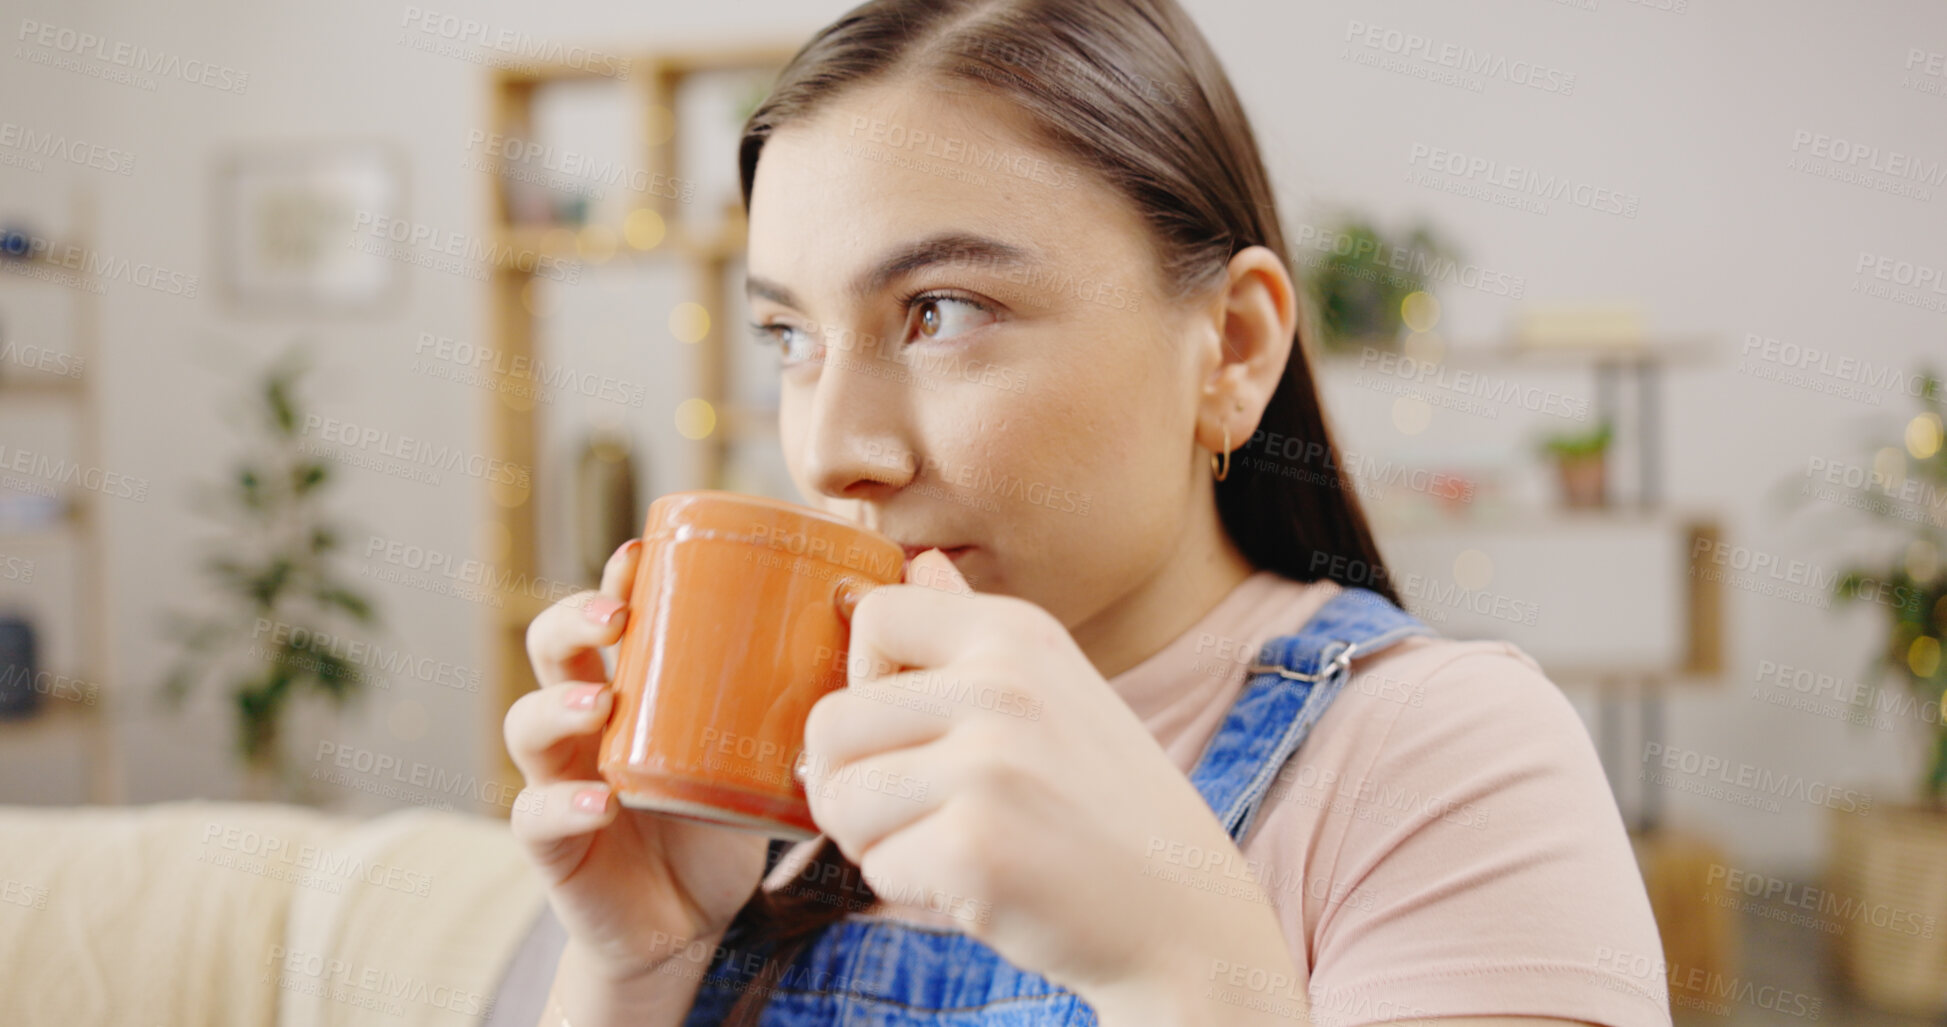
[462, 130, 689, 202]
[397, 6, 629, 79]
[1342, 20, 1576, 95]
[1289, 223, 1527, 299]
[1906, 47, 1947, 96]
[299, 414, 530, 489]
[359, 535, 579, 608]
[0, 444, 150, 501]
[1691, 537, 1921, 613]
[346, 211, 580, 285]
[845, 114, 1081, 191]
[1852, 251, 1947, 314]
[0, 233, 198, 296]
[1754, 659, 1944, 730]
[0, 879, 47, 911]
[1641, 742, 1872, 815]
[1789, 130, 1945, 185]
[1707, 863, 1935, 939]
[0, 555, 31, 584]
[1355, 348, 1591, 420]
[1738, 331, 1938, 404]
[263, 944, 495, 1019]
[0, 121, 135, 175]
[412, 332, 647, 408]
[1594, 946, 1819, 1020]
[1406, 143, 1640, 218]
[250, 618, 481, 694]
[14, 18, 249, 93]
[1855, 251, 1947, 293]
[313, 741, 531, 812]
[0, 340, 84, 378]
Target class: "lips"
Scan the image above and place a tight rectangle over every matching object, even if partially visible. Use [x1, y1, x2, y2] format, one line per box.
[899, 544, 973, 563]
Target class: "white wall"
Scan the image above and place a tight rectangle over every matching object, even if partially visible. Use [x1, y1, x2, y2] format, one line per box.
[1, 0, 1939, 877]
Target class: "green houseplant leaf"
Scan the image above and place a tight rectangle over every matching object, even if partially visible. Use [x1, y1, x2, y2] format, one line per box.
[155, 343, 384, 797]
[1813, 364, 1947, 806]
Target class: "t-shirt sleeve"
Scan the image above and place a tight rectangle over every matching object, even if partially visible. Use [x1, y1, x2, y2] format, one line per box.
[1293, 643, 1672, 1027]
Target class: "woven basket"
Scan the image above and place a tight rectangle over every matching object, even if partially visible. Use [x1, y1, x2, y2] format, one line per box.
[1827, 803, 1947, 1013]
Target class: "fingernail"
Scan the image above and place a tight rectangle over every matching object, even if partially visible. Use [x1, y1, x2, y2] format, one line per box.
[564, 683, 603, 710]
[612, 538, 641, 562]
[833, 577, 874, 624]
[572, 787, 609, 814]
[583, 595, 625, 626]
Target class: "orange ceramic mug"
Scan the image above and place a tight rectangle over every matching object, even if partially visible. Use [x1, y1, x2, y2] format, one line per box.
[598, 490, 906, 839]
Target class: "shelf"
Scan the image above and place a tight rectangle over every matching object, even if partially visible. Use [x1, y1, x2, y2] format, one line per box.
[493, 62, 630, 87]
[0, 686, 116, 808]
[0, 238, 102, 294]
[0, 496, 86, 540]
[1377, 512, 1724, 684]
[0, 245, 80, 269]
[0, 524, 85, 547]
[1321, 335, 1721, 368]
[1371, 504, 1718, 536]
[650, 45, 806, 76]
[0, 690, 104, 734]
[0, 187, 116, 806]
[490, 219, 746, 269]
[0, 375, 85, 398]
[491, 44, 794, 88]
[483, 43, 801, 799]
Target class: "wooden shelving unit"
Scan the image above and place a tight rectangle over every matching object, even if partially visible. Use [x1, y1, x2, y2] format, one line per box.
[1324, 332, 1740, 1025]
[481, 46, 798, 802]
[0, 186, 119, 804]
[1325, 334, 1726, 824]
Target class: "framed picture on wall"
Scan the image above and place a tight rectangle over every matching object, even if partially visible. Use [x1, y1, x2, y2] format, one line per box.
[213, 140, 407, 316]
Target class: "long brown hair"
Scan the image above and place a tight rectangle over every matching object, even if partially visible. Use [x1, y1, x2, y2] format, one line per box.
[717, 0, 1401, 1020]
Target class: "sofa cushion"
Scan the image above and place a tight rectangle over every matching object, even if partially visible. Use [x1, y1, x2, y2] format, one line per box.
[0, 800, 544, 1026]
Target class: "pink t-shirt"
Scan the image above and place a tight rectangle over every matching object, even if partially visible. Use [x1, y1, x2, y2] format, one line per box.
[765, 570, 1672, 1027]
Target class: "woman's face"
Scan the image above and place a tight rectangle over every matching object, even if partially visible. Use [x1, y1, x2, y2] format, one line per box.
[746, 79, 1219, 631]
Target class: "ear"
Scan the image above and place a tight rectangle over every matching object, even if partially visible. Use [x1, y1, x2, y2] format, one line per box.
[1194, 245, 1297, 461]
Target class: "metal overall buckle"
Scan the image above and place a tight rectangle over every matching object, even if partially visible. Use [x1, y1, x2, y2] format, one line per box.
[1244, 639, 1359, 684]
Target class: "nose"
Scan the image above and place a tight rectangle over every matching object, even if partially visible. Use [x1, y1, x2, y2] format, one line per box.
[797, 338, 918, 503]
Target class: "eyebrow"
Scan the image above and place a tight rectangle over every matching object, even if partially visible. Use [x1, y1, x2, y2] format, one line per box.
[745, 231, 1039, 310]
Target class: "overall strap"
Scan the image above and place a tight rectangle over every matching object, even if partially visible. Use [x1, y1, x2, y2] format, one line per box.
[687, 585, 1434, 1027]
[1186, 585, 1433, 844]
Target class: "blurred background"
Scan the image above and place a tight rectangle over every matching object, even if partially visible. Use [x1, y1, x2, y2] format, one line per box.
[1, 0, 1943, 1023]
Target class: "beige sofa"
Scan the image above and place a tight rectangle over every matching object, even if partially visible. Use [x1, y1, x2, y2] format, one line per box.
[0, 800, 550, 1026]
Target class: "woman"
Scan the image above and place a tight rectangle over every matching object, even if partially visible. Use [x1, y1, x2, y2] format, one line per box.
[505, 0, 1670, 1024]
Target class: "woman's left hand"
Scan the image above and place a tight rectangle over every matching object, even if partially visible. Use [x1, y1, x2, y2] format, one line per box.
[798, 549, 1302, 1021]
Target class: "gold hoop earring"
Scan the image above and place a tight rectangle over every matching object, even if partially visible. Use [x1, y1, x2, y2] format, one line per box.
[1211, 423, 1231, 482]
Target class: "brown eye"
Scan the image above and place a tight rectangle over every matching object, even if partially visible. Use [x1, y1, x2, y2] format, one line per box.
[908, 295, 993, 342]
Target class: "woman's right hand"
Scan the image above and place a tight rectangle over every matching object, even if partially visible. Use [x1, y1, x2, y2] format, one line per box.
[505, 538, 773, 985]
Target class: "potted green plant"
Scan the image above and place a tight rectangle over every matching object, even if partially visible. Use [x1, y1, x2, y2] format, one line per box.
[1539, 421, 1613, 509]
[157, 344, 381, 803]
[1302, 214, 1453, 353]
[1811, 367, 1947, 1013]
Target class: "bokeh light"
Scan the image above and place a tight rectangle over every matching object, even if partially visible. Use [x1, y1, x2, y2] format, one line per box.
[676, 397, 717, 439]
[671, 301, 711, 344]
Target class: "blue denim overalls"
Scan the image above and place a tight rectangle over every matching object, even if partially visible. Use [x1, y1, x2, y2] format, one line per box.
[683, 585, 1434, 1026]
